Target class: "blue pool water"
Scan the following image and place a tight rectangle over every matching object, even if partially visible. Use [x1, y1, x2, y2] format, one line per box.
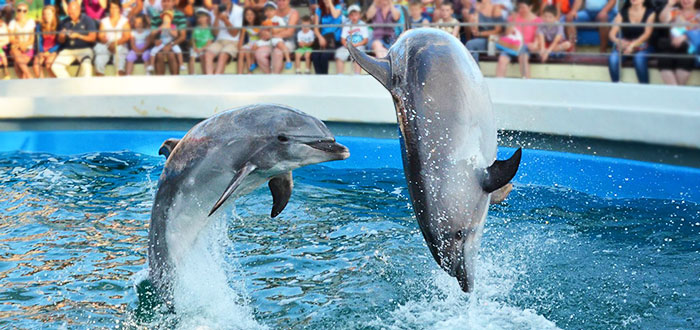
[1, 131, 699, 329]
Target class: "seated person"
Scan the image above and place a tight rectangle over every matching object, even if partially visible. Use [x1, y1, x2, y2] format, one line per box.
[533, 5, 572, 62]
[335, 5, 368, 74]
[52, 0, 97, 78]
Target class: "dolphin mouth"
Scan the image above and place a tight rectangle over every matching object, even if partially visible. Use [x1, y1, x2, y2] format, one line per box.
[306, 140, 350, 159]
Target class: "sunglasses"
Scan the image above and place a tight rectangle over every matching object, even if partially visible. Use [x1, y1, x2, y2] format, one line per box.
[16, 8, 27, 13]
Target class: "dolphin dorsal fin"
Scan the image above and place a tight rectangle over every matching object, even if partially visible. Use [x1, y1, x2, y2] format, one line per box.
[401, 6, 411, 32]
[481, 148, 522, 193]
[268, 172, 293, 218]
[158, 138, 181, 159]
[209, 163, 257, 216]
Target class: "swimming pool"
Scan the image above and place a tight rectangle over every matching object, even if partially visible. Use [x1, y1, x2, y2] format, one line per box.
[1, 130, 699, 329]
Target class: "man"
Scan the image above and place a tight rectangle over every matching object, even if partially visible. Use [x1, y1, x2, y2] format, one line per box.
[149, 0, 186, 75]
[567, 0, 617, 53]
[203, 0, 242, 74]
[51, 0, 97, 78]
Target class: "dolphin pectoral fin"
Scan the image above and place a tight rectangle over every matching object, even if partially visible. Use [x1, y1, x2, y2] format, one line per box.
[481, 148, 522, 193]
[268, 172, 293, 218]
[209, 163, 257, 217]
[489, 183, 513, 204]
[158, 138, 181, 159]
[347, 42, 392, 90]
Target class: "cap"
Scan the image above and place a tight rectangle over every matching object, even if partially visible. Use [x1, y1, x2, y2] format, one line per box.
[161, 9, 174, 18]
[195, 7, 209, 16]
[348, 4, 361, 13]
[263, 1, 278, 10]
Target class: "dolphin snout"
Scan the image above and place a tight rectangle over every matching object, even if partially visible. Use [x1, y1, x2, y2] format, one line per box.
[453, 242, 477, 293]
[306, 140, 350, 160]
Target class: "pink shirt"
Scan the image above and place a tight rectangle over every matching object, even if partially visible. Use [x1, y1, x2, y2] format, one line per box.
[510, 15, 542, 44]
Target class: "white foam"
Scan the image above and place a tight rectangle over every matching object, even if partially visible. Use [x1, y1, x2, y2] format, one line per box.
[170, 214, 265, 330]
[373, 253, 559, 330]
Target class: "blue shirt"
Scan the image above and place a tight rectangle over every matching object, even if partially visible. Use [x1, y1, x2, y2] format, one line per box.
[315, 5, 343, 41]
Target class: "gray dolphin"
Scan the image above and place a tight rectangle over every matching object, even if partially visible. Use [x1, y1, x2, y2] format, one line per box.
[148, 104, 349, 300]
[348, 28, 521, 292]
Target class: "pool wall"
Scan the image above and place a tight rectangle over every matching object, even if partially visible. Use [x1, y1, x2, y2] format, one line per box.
[1, 76, 698, 149]
[2, 130, 699, 204]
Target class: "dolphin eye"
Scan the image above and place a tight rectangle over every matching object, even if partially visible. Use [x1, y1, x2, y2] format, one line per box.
[455, 230, 463, 240]
[277, 135, 289, 142]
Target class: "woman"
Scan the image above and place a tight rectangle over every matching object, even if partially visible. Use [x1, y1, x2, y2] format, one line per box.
[465, 0, 504, 63]
[658, 0, 699, 85]
[367, 0, 400, 58]
[495, 0, 541, 78]
[33, 5, 59, 78]
[94, 0, 131, 76]
[608, 0, 656, 83]
[254, 0, 299, 74]
[311, 0, 342, 74]
[9, 1, 36, 79]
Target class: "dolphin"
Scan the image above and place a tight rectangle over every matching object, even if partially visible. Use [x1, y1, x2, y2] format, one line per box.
[148, 104, 349, 301]
[348, 28, 522, 292]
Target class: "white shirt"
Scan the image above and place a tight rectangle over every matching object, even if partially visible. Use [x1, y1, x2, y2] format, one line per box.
[296, 29, 314, 44]
[100, 16, 128, 43]
[341, 20, 369, 45]
[210, 4, 243, 42]
[9, 19, 36, 49]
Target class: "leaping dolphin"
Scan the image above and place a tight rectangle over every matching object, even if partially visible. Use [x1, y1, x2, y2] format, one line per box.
[148, 104, 349, 301]
[348, 28, 522, 292]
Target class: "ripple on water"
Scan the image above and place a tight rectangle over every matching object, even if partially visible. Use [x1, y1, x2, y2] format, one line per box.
[0, 151, 699, 329]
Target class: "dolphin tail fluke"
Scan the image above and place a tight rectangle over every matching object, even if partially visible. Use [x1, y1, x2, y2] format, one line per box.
[209, 163, 257, 216]
[269, 172, 293, 218]
[482, 148, 522, 193]
[347, 41, 392, 90]
[158, 138, 180, 159]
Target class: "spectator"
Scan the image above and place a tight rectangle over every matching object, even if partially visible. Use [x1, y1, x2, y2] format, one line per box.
[254, 0, 298, 74]
[294, 14, 313, 73]
[368, 0, 401, 58]
[33, 5, 59, 78]
[9, 1, 36, 79]
[335, 4, 368, 74]
[84, 0, 107, 21]
[122, 0, 143, 20]
[568, 0, 616, 52]
[496, 0, 541, 78]
[203, 0, 242, 74]
[436, 2, 459, 37]
[148, 10, 185, 73]
[465, 0, 504, 63]
[261, 1, 292, 70]
[533, 4, 571, 62]
[238, 7, 259, 74]
[94, 0, 130, 76]
[0, 11, 10, 79]
[191, 8, 213, 74]
[311, 0, 341, 74]
[125, 13, 149, 75]
[142, 0, 161, 16]
[52, 0, 96, 77]
[149, 0, 186, 75]
[608, 0, 656, 83]
[408, 0, 429, 26]
[1, 0, 12, 24]
[658, 0, 699, 85]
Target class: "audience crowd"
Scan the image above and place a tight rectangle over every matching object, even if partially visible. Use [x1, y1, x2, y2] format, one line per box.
[0, 0, 697, 84]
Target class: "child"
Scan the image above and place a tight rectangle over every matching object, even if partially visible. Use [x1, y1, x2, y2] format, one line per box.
[33, 5, 59, 78]
[409, 0, 429, 26]
[0, 13, 11, 79]
[261, 2, 292, 70]
[436, 2, 459, 37]
[495, 0, 539, 78]
[147, 10, 185, 73]
[295, 15, 314, 74]
[238, 7, 260, 73]
[534, 5, 571, 62]
[126, 14, 151, 75]
[190, 9, 214, 74]
[335, 5, 368, 74]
